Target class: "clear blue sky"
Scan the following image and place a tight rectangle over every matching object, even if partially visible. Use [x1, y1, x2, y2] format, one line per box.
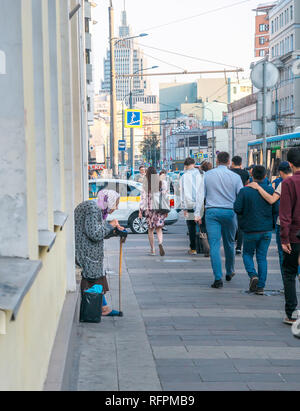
[92, 0, 261, 94]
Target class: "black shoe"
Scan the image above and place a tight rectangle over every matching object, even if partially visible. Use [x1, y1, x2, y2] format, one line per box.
[249, 276, 259, 292]
[236, 249, 241, 255]
[211, 280, 223, 289]
[255, 287, 264, 295]
[226, 272, 235, 282]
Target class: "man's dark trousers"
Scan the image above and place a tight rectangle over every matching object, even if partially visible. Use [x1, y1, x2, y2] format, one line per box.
[186, 210, 196, 250]
[282, 243, 300, 319]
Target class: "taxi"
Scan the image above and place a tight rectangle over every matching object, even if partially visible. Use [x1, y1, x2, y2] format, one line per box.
[89, 179, 178, 234]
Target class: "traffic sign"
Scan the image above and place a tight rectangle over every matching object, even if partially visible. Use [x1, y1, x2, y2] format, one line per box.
[251, 61, 279, 90]
[125, 109, 143, 128]
[118, 139, 126, 151]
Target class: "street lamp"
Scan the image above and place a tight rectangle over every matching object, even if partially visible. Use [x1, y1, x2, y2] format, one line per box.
[114, 33, 149, 46]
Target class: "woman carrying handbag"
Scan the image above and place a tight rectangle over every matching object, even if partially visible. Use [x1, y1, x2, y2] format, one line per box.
[139, 167, 170, 256]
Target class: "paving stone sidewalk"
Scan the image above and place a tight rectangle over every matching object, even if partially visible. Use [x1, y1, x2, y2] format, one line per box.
[68, 216, 300, 391]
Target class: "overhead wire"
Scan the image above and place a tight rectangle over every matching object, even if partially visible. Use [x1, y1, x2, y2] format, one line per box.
[138, 0, 252, 32]
[139, 43, 241, 70]
[142, 51, 186, 71]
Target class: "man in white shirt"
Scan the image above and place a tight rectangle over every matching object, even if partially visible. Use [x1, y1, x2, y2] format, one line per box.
[180, 157, 204, 255]
[195, 152, 243, 288]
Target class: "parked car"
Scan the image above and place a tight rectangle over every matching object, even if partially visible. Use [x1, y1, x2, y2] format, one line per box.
[88, 178, 178, 234]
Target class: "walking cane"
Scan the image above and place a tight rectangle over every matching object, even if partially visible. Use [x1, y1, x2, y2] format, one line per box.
[117, 229, 128, 317]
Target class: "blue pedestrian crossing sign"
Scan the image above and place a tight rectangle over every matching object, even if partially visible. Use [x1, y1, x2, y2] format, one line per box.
[125, 109, 143, 128]
[118, 140, 126, 151]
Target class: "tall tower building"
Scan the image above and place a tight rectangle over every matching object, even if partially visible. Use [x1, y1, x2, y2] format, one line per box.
[101, 6, 151, 101]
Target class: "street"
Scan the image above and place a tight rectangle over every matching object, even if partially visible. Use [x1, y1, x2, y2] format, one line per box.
[66, 215, 300, 391]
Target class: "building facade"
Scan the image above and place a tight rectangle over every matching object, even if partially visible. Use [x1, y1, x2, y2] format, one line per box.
[227, 93, 258, 165]
[85, 0, 96, 128]
[253, 2, 277, 57]
[0, 0, 89, 390]
[269, 0, 300, 134]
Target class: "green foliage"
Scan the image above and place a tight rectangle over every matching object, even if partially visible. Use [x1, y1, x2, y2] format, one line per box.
[140, 132, 160, 165]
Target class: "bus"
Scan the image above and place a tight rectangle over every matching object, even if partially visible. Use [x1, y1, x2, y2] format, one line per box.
[247, 131, 300, 179]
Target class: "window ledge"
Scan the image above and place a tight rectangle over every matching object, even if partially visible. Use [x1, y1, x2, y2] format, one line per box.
[54, 211, 68, 230]
[38, 230, 56, 252]
[0, 257, 42, 320]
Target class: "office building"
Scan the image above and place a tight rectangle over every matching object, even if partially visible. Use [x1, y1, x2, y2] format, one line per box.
[101, 8, 151, 101]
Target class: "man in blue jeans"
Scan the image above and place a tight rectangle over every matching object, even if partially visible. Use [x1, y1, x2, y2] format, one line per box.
[234, 165, 275, 295]
[195, 152, 243, 288]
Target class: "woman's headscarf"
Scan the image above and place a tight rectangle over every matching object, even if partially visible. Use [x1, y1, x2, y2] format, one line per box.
[97, 189, 120, 220]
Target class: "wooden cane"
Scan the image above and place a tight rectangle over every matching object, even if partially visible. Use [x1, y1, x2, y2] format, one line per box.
[118, 237, 124, 316]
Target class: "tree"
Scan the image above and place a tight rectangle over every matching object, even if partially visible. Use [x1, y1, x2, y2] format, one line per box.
[140, 132, 160, 166]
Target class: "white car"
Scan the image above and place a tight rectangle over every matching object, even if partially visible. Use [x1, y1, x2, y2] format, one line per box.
[88, 178, 178, 234]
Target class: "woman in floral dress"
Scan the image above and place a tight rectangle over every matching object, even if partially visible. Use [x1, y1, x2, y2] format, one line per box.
[139, 167, 168, 256]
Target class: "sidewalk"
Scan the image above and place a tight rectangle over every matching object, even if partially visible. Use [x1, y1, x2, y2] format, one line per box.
[66, 237, 161, 391]
[62, 217, 300, 391]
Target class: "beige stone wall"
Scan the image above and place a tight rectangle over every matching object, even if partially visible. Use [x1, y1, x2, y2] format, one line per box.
[0, 0, 87, 390]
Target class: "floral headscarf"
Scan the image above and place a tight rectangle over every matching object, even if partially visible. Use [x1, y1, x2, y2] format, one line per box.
[97, 189, 120, 220]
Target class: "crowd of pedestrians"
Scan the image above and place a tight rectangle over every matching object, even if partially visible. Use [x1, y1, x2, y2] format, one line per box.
[135, 148, 300, 326]
[75, 147, 300, 325]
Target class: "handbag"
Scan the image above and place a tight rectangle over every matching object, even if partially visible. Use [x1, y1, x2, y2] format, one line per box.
[152, 190, 170, 214]
[195, 224, 210, 256]
[79, 285, 103, 323]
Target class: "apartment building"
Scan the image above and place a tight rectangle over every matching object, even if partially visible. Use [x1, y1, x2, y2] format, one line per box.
[269, 0, 300, 133]
[253, 2, 277, 57]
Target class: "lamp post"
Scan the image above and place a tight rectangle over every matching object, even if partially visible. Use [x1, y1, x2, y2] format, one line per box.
[109, 0, 148, 176]
[128, 65, 158, 175]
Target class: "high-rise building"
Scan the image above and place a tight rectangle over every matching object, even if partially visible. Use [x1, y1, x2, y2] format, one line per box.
[101, 7, 151, 101]
[253, 2, 277, 57]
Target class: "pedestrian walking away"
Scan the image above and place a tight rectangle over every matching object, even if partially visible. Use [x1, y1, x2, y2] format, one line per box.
[139, 166, 169, 256]
[179, 157, 205, 256]
[230, 156, 250, 255]
[234, 165, 275, 295]
[247, 161, 293, 282]
[279, 148, 300, 325]
[74, 190, 125, 317]
[204, 152, 243, 288]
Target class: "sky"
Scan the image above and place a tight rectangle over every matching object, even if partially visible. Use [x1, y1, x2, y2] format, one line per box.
[91, 0, 262, 95]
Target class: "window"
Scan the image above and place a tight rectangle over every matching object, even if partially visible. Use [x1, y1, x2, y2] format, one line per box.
[259, 49, 265, 57]
[259, 37, 265, 45]
[127, 185, 141, 198]
[290, 34, 294, 51]
[85, 18, 89, 33]
[290, 5, 293, 20]
[259, 24, 268, 32]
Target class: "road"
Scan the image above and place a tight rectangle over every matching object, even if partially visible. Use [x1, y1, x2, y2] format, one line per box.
[66, 215, 300, 391]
